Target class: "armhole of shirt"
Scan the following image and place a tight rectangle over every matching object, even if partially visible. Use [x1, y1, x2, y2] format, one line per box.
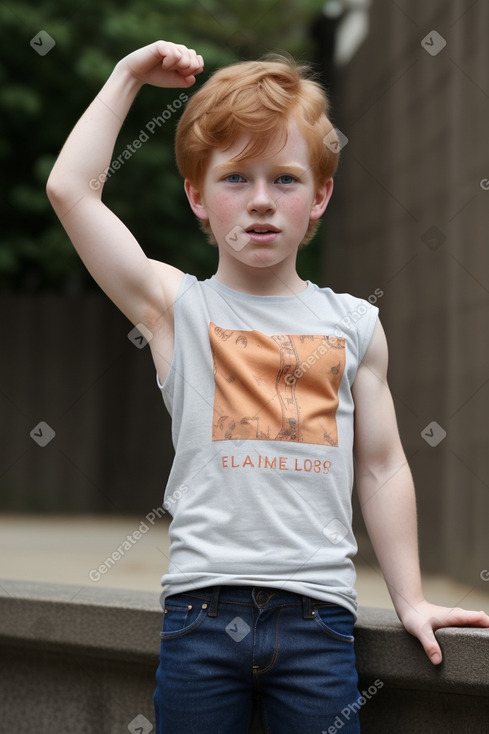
[358, 303, 379, 365]
[156, 273, 197, 393]
[349, 302, 379, 385]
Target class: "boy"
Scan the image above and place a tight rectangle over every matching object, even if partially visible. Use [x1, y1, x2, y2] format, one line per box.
[46, 41, 489, 733]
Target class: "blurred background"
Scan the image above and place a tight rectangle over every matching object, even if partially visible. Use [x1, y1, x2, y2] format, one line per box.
[1, 0, 489, 609]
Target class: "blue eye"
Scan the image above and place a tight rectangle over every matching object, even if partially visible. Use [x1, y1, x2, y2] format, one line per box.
[277, 175, 296, 184]
[226, 174, 245, 183]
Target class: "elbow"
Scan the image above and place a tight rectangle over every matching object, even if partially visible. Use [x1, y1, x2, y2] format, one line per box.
[46, 173, 88, 215]
[45, 173, 65, 208]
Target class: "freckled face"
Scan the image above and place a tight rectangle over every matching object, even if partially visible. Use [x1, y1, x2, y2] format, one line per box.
[185, 119, 332, 271]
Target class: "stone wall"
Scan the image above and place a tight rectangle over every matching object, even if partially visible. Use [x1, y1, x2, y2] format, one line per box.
[325, 0, 489, 589]
[1, 580, 488, 733]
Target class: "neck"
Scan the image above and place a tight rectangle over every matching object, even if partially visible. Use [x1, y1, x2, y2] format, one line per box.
[214, 259, 307, 297]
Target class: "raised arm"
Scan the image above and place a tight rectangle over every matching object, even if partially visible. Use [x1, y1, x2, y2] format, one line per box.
[352, 319, 489, 664]
[46, 41, 204, 331]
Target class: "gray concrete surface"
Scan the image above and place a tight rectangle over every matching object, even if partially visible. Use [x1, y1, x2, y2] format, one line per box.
[1, 579, 489, 734]
[2, 514, 489, 612]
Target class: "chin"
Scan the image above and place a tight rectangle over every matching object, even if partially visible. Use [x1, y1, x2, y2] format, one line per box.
[247, 251, 282, 268]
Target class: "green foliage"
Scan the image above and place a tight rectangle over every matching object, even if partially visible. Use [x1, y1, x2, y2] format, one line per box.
[1, 0, 327, 291]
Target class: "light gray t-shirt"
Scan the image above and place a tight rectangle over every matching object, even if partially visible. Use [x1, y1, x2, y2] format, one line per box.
[157, 274, 378, 617]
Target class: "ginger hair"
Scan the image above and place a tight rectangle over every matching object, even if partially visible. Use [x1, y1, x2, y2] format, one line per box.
[175, 54, 339, 246]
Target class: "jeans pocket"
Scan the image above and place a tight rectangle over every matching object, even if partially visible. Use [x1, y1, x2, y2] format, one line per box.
[312, 604, 355, 643]
[161, 597, 208, 639]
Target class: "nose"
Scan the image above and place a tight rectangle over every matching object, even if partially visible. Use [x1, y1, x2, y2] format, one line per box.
[247, 180, 276, 215]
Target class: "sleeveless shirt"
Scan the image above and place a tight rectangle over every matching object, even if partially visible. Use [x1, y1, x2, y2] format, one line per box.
[157, 274, 378, 616]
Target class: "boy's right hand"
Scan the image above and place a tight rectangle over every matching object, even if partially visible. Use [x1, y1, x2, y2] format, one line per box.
[118, 40, 204, 89]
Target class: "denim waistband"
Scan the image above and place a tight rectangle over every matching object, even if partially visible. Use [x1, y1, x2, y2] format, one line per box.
[166, 585, 336, 619]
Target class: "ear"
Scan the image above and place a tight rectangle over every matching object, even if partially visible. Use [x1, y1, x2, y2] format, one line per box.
[184, 179, 209, 221]
[309, 178, 334, 221]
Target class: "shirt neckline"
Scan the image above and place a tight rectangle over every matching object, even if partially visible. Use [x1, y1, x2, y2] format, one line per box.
[207, 275, 315, 303]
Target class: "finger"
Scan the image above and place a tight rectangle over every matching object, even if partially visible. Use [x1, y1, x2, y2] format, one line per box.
[421, 630, 443, 665]
[161, 44, 199, 73]
[427, 607, 489, 630]
[428, 647, 442, 665]
[446, 608, 489, 627]
[186, 55, 205, 77]
[175, 45, 196, 66]
[178, 73, 198, 88]
[420, 617, 443, 665]
[160, 57, 202, 90]
[160, 45, 183, 70]
[176, 48, 204, 77]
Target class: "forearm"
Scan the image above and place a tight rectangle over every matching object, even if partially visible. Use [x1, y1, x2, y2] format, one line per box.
[353, 324, 489, 665]
[358, 460, 425, 620]
[47, 63, 142, 209]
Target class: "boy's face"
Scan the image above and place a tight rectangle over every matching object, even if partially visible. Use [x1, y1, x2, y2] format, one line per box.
[185, 118, 333, 273]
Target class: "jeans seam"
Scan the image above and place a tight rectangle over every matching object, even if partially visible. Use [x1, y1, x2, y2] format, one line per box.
[313, 615, 355, 643]
[251, 609, 282, 675]
[160, 607, 208, 639]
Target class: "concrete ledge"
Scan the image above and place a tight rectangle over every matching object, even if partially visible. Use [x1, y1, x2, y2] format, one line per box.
[0, 579, 162, 663]
[1, 580, 489, 733]
[355, 607, 489, 695]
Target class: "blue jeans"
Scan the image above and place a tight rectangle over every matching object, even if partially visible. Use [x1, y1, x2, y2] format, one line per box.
[153, 585, 361, 734]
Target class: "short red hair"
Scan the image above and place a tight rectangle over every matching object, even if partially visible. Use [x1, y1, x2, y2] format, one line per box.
[175, 55, 339, 245]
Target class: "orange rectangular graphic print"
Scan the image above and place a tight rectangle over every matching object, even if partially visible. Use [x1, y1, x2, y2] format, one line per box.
[210, 323, 346, 446]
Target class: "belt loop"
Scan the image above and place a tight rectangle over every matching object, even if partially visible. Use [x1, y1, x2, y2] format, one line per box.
[207, 586, 221, 617]
[302, 595, 315, 619]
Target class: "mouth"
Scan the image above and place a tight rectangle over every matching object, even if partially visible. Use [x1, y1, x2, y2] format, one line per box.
[245, 224, 280, 234]
[245, 225, 280, 243]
